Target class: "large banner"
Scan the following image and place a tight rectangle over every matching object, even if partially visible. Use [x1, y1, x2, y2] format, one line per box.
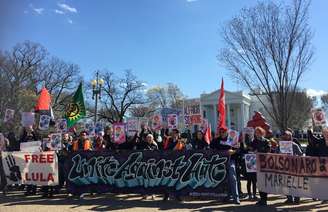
[65, 150, 230, 196]
[1, 151, 59, 186]
[257, 153, 328, 200]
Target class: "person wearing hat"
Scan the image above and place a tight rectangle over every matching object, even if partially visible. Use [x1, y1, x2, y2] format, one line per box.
[211, 127, 240, 205]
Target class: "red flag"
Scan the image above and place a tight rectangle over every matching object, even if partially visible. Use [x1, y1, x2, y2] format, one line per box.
[204, 123, 212, 144]
[35, 87, 51, 112]
[217, 78, 227, 131]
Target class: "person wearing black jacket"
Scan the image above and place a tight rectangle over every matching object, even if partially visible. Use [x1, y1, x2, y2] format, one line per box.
[307, 128, 328, 157]
[7, 131, 19, 151]
[104, 126, 118, 150]
[19, 126, 40, 196]
[162, 129, 184, 202]
[210, 127, 240, 205]
[192, 130, 209, 150]
[281, 130, 303, 204]
[253, 127, 270, 206]
[307, 128, 328, 203]
[141, 134, 158, 200]
[241, 133, 257, 200]
[19, 126, 40, 144]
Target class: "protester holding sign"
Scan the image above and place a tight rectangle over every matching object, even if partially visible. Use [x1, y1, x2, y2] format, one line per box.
[280, 130, 303, 204]
[162, 129, 184, 202]
[19, 126, 41, 196]
[103, 126, 117, 150]
[307, 128, 328, 157]
[140, 134, 158, 200]
[240, 133, 257, 200]
[19, 126, 40, 145]
[40, 142, 55, 197]
[306, 128, 328, 203]
[253, 127, 270, 206]
[57, 132, 72, 191]
[7, 131, 19, 151]
[164, 129, 182, 151]
[210, 127, 240, 205]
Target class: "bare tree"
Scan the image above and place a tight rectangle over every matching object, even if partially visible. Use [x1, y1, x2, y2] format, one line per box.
[0, 41, 81, 130]
[288, 90, 313, 129]
[146, 83, 185, 110]
[129, 105, 156, 118]
[219, 0, 314, 130]
[167, 83, 184, 109]
[147, 86, 169, 108]
[37, 56, 80, 116]
[99, 70, 146, 123]
[0, 41, 47, 115]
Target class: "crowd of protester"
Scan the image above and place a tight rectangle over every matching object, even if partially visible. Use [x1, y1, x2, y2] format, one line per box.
[1, 123, 328, 206]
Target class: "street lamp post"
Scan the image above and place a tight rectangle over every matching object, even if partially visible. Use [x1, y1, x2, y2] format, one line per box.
[91, 71, 104, 125]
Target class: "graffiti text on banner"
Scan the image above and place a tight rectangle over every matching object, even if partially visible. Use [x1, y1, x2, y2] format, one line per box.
[65, 150, 230, 196]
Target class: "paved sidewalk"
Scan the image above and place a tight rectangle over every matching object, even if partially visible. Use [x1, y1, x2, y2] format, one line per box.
[1, 183, 327, 212]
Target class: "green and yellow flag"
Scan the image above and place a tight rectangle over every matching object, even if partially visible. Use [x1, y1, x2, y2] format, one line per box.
[64, 82, 86, 128]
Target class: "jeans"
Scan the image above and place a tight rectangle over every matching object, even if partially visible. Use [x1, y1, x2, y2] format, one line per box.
[228, 159, 239, 202]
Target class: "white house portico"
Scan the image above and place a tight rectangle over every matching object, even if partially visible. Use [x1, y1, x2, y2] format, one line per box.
[200, 90, 252, 132]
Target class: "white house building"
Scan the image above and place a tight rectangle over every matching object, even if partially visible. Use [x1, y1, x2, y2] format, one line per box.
[197, 89, 273, 132]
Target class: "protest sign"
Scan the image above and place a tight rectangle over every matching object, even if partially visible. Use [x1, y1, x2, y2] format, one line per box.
[113, 123, 126, 144]
[312, 108, 327, 126]
[221, 129, 239, 148]
[190, 114, 202, 125]
[245, 153, 256, 173]
[184, 99, 202, 125]
[2, 151, 58, 186]
[242, 127, 255, 143]
[4, 109, 14, 123]
[257, 153, 328, 200]
[279, 140, 293, 154]
[42, 138, 50, 150]
[160, 108, 181, 122]
[21, 112, 35, 127]
[184, 115, 191, 126]
[39, 115, 51, 131]
[139, 118, 149, 129]
[56, 119, 67, 132]
[167, 114, 178, 129]
[127, 119, 139, 136]
[151, 114, 162, 131]
[65, 150, 229, 196]
[184, 99, 201, 115]
[85, 122, 95, 137]
[20, 141, 42, 152]
[49, 133, 62, 150]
